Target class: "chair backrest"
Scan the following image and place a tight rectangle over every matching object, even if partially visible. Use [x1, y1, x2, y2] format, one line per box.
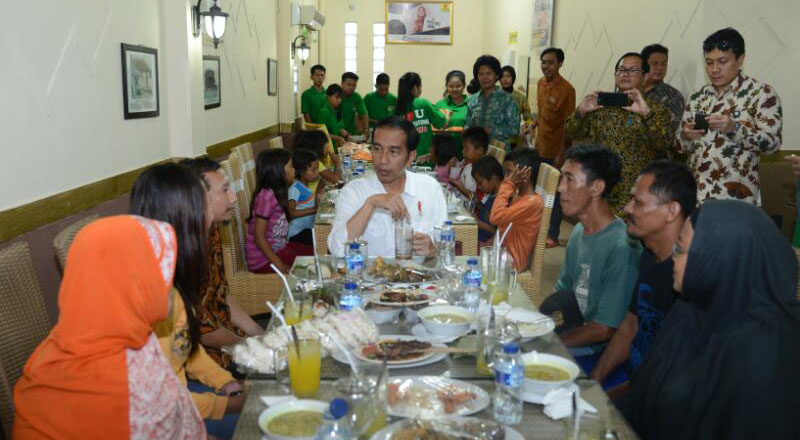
[232, 143, 256, 195]
[268, 136, 284, 150]
[220, 157, 250, 272]
[528, 162, 560, 295]
[487, 144, 506, 164]
[0, 242, 51, 438]
[53, 214, 100, 272]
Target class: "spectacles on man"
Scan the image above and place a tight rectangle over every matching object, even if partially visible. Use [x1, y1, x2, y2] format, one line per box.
[615, 67, 644, 76]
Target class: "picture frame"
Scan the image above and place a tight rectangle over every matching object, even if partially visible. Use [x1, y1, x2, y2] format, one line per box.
[267, 58, 278, 96]
[530, 0, 554, 52]
[121, 44, 159, 119]
[203, 55, 221, 110]
[385, 1, 453, 45]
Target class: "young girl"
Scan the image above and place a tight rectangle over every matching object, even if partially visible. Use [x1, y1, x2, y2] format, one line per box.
[394, 72, 449, 164]
[431, 134, 459, 185]
[288, 148, 320, 246]
[318, 84, 350, 146]
[294, 129, 341, 191]
[246, 149, 312, 274]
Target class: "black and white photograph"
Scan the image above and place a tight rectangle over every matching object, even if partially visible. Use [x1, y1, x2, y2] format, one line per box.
[203, 55, 221, 109]
[121, 43, 159, 119]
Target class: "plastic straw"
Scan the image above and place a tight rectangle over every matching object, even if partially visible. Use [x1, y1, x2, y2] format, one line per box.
[270, 263, 296, 304]
[311, 228, 323, 285]
[329, 333, 359, 375]
[572, 383, 582, 440]
[265, 301, 293, 339]
[499, 222, 513, 247]
[495, 223, 513, 285]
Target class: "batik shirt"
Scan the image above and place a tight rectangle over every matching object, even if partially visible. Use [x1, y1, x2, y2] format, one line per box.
[678, 73, 782, 205]
[565, 98, 673, 213]
[645, 81, 685, 142]
[465, 86, 521, 146]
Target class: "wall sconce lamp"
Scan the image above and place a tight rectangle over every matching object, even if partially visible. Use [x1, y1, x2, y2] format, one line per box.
[291, 35, 311, 64]
[193, 0, 229, 48]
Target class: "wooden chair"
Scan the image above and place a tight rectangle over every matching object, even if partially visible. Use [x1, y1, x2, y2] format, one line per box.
[516, 162, 560, 307]
[487, 143, 506, 164]
[219, 157, 283, 315]
[268, 136, 284, 149]
[232, 143, 256, 196]
[0, 242, 52, 438]
[53, 214, 100, 272]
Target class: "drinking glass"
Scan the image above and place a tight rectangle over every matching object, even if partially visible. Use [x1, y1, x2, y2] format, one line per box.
[487, 249, 514, 305]
[271, 345, 291, 390]
[394, 219, 413, 260]
[563, 412, 606, 440]
[476, 317, 520, 375]
[479, 246, 496, 288]
[287, 337, 322, 397]
[333, 364, 386, 438]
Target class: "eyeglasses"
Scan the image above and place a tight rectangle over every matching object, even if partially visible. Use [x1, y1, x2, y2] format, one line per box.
[370, 145, 405, 158]
[615, 68, 644, 76]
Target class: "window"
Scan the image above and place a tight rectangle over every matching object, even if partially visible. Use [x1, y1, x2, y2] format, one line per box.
[372, 23, 386, 86]
[344, 22, 358, 73]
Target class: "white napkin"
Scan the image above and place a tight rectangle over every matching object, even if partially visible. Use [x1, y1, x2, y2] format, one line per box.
[541, 387, 597, 420]
[260, 395, 297, 407]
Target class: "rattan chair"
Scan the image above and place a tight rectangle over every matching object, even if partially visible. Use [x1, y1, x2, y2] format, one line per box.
[53, 214, 100, 272]
[0, 242, 52, 438]
[487, 143, 506, 163]
[516, 162, 560, 307]
[268, 136, 284, 149]
[232, 143, 256, 196]
[219, 157, 282, 315]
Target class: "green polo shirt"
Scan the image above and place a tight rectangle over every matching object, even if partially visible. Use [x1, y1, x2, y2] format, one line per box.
[340, 92, 367, 134]
[435, 95, 468, 128]
[317, 102, 344, 144]
[398, 97, 447, 161]
[301, 86, 326, 123]
[364, 92, 397, 126]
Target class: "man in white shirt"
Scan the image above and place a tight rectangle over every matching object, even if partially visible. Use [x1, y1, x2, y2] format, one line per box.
[328, 116, 447, 257]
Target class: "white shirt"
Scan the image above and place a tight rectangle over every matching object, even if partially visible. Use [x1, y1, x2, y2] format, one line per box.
[460, 162, 477, 193]
[328, 170, 448, 257]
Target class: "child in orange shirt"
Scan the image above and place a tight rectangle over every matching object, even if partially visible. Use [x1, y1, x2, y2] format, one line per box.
[490, 148, 544, 271]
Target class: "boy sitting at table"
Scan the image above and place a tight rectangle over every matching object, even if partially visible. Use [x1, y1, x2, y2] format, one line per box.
[293, 129, 341, 191]
[288, 149, 322, 246]
[470, 155, 503, 247]
[449, 126, 489, 200]
[490, 148, 544, 271]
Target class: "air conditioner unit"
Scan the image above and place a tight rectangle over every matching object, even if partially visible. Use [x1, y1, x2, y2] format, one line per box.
[291, 4, 325, 30]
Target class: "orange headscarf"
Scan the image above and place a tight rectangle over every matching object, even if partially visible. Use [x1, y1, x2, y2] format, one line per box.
[13, 216, 205, 440]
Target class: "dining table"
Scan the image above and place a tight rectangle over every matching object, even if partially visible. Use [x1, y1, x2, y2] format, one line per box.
[231, 256, 639, 439]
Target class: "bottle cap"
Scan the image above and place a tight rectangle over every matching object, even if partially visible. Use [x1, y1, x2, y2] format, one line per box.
[467, 257, 478, 265]
[329, 398, 349, 419]
[444, 220, 453, 225]
[349, 242, 360, 250]
[503, 342, 520, 354]
[344, 282, 357, 291]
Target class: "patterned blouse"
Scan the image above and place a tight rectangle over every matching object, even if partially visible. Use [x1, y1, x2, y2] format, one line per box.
[198, 225, 246, 368]
[678, 73, 782, 205]
[465, 86, 521, 146]
[565, 98, 674, 213]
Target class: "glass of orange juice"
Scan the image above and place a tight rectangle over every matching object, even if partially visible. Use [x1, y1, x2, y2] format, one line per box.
[287, 337, 322, 397]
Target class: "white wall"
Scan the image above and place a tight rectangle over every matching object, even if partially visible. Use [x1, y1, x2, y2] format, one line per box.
[0, 0, 281, 211]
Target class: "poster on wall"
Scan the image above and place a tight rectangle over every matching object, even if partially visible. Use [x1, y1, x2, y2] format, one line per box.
[386, 1, 453, 45]
[203, 56, 221, 110]
[267, 58, 278, 96]
[121, 44, 159, 119]
[530, 0, 554, 52]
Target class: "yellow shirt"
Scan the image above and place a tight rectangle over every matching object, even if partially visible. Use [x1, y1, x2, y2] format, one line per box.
[155, 288, 234, 420]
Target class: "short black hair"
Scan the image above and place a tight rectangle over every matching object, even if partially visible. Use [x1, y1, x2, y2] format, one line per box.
[326, 83, 343, 97]
[310, 64, 326, 75]
[376, 73, 390, 85]
[462, 127, 489, 152]
[373, 116, 419, 153]
[471, 155, 504, 181]
[540, 47, 565, 63]
[178, 157, 221, 187]
[615, 52, 649, 74]
[640, 160, 697, 218]
[565, 145, 622, 199]
[432, 135, 458, 166]
[503, 148, 541, 190]
[703, 27, 745, 58]
[292, 148, 319, 180]
[294, 130, 329, 157]
[472, 55, 502, 79]
[641, 44, 669, 63]
[342, 72, 359, 82]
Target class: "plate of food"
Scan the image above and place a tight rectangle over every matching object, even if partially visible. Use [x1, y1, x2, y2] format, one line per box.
[366, 257, 435, 284]
[353, 335, 437, 365]
[258, 399, 327, 440]
[370, 416, 523, 440]
[371, 288, 434, 307]
[385, 377, 489, 418]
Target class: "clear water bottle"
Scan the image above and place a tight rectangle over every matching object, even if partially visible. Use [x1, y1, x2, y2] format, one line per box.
[345, 241, 365, 281]
[355, 160, 366, 174]
[339, 282, 362, 311]
[493, 342, 524, 425]
[439, 220, 456, 269]
[461, 258, 481, 313]
[351, 171, 361, 180]
[342, 153, 352, 179]
[315, 398, 352, 439]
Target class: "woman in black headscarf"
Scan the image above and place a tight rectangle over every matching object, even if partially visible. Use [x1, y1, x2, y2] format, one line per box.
[622, 199, 800, 439]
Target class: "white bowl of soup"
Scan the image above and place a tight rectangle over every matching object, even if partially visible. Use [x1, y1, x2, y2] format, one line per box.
[258, 399, 328, 440]
[418, 305, 475, 337]
[520, 352, 580, 396]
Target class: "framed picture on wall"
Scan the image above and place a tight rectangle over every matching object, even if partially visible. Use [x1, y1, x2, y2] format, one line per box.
[121, 44, 159, 119]
[530, 0, 554, 52]
[267, 58, 278, 96]
[203, 56, 221, 110]
[386, 1, 453, 45]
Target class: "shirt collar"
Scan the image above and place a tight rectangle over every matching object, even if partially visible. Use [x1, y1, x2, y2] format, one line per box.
[447, 95, 467, 106]
[367, 169, 418, 197]
[705, 71, 747, 98]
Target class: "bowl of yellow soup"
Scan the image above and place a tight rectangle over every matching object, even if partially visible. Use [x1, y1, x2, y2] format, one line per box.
[258, 399, 328, 440]
[418, 305, 475, 337]
[520, 352, 580, 396]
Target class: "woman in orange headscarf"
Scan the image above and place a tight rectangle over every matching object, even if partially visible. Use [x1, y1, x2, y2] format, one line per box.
[13, 216, 206, 440]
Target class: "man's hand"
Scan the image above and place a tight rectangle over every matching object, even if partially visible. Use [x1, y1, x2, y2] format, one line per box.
[623, 88, 651, 118]
[681, 121, 706, 141]
[504, 164, 531, 189]
[787, 155, 800, 176]
[412, 232, 437, 256]
[707, 114, 736, 133]
[220, 380, 244, 396]
[367, 194, 408, 220]
[576, 91, 602, 116]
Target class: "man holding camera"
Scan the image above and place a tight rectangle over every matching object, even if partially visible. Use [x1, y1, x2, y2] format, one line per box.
[679, 28, 782, 205]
